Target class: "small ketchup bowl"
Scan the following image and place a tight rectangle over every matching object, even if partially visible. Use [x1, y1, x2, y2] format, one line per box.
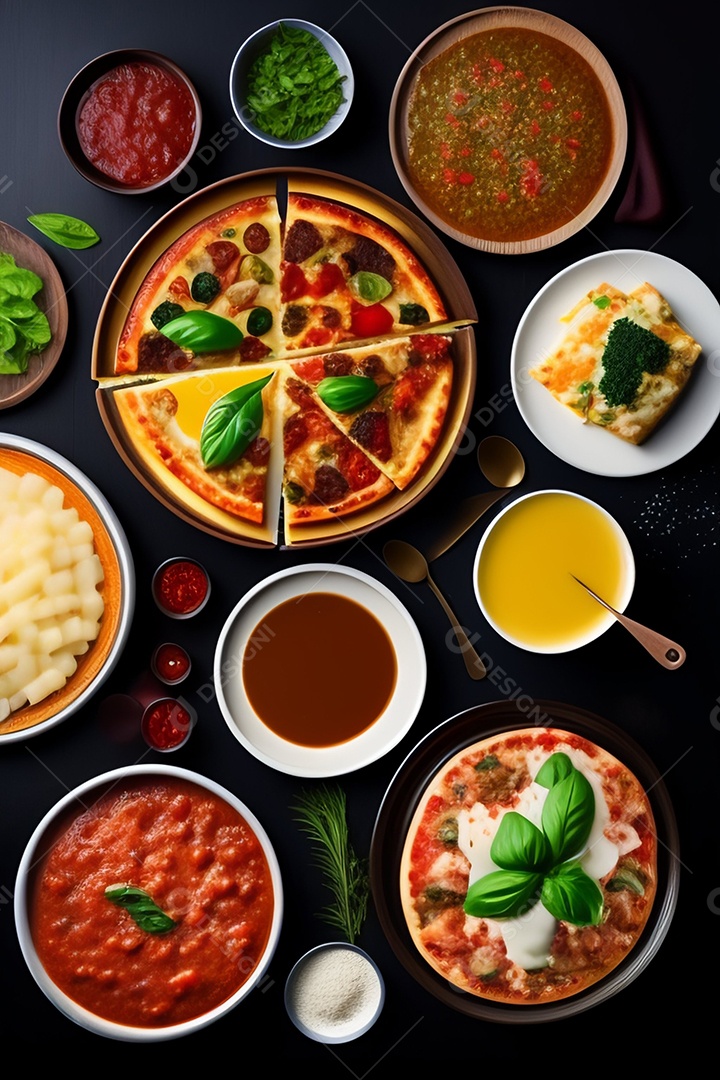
[141, 697, 195, 752]
[151, 643, 192, 686]
[58, 49, 202, 194]
[152, 557, 210, 619]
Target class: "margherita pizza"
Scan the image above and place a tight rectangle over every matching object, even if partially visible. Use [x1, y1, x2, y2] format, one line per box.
[400, 727, 657, 1005]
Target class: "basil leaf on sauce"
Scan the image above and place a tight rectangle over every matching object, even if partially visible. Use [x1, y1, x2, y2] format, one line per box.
[541, 862, 603, 926]
[535, 751, 574, 789]
[27, 212, 100, 249]
[160, 309, 244, 354]
[200, 373, 273, 469]
[105, 884, 176, 934]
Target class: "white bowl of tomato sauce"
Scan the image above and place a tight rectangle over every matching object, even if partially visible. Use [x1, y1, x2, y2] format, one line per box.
[14, 765, 283, 1041]
[58, 50, 202, 194]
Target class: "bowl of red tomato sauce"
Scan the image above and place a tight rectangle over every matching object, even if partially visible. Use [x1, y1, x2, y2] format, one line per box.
[58, 49, 202, 194]
[14, 765, 283, 1041]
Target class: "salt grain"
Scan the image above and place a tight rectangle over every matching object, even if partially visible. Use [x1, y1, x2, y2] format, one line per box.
[288, 945, 383, 1041]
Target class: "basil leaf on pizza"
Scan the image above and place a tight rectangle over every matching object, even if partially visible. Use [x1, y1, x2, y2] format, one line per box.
[490, 811, 550, 871]
[541, 766, 595, 863]
[200, 373, 273, 469]
[160, 310, 244, 353]
[464, 870, 543, 919]
[535, 751, 574, 788]
[316, 375, 379, 412]
[541, 862, 603, 926]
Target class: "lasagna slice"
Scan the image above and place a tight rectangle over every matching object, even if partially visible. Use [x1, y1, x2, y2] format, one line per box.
[529, 281, 702, 444]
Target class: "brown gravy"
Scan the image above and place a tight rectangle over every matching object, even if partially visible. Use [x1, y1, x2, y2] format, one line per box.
[242, 592, 397, 747]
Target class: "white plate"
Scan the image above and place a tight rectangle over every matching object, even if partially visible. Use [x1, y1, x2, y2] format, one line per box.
[511, 249, 720, 476]
[214, 564, 426, 777]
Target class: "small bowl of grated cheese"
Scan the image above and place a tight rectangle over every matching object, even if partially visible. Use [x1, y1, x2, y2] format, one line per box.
[285, 942, 384, 1043]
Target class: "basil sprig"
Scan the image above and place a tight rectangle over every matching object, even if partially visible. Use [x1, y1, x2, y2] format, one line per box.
[200, 373, 273, 469]
[27, 212, 100, 249]
[160, 309, 243, 354]
[105, 884, 176, 934]
[464, 753, 603, 927]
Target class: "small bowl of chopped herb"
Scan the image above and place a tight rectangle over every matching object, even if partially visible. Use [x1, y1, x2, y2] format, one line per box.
[229, 20, 353, 149]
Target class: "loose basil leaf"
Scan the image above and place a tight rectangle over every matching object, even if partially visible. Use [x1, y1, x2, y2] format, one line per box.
[316, 374, 379, 412]
[535, 752, 575, 789]
[541, 862, 603, 926]
[348, 271, 392, 304]
[541, 768, 595, 864]
[105, 884, 176, 934]
[464, 869, 542, 920]
[27, 212, 100, 249]
[160, 310, 243, 354]
[491, 811, 549, 872]
[200, 373, 273, 469]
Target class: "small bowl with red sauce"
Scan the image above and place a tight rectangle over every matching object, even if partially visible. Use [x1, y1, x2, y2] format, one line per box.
[151, 642, 192, 686]
[152, 557, 210, 619]
[141, 696, 195, 752]
[14, 764, 283, 1041]
[58, 49, 202, 194]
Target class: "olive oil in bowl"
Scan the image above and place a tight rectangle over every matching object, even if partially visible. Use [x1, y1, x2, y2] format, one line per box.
[473, 490, 634, 652]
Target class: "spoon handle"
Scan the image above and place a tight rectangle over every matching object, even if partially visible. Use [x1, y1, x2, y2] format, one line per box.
[426, 489, 508, 561]
[571, 576, 686, 670]
[425, 573, 487, 679]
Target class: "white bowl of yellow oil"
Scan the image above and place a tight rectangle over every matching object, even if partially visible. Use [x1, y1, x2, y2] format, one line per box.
[473, 489, 635, 653]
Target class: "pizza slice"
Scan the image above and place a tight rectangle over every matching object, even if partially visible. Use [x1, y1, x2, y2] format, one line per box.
[278, 192, 448, 353]
[111, 366, 278, 526]
[288, 334, 453, 488]
[115, 194, 283, 375]
[529, 281, 702, 444]
[278, 370, 394, 528]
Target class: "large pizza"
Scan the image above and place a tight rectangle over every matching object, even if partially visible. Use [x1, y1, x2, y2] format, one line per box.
[94, 173, 476, 546]
[399, 726, 657, 1006]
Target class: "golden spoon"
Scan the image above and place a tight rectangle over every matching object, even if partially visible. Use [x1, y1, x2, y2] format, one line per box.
[571, 575, 686, 670]
[426, 436, 526, 561]
[383, 539, 486, 680]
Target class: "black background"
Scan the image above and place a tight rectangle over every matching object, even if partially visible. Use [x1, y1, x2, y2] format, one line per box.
[2, 0, 717, 1062]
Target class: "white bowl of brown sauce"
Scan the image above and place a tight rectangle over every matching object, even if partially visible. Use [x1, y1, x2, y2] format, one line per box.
[213, 564, 426, 776]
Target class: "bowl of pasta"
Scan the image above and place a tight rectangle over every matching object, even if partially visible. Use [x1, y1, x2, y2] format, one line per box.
[0, 434, 134, 741]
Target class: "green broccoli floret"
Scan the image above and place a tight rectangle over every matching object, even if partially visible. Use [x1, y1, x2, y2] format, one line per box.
[191, 271, 221, 304]
[150, 300, 185, 330]
[599, 317, 671, 408]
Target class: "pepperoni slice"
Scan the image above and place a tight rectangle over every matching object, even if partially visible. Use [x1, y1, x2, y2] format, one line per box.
[348, 411, 392, 461]
[137, 332, 192, 373]
[243, 222, 270, 254]
[239, 336, 272, 362]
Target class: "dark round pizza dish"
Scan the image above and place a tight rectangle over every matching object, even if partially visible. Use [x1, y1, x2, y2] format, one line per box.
[369, 699, 680, 1023]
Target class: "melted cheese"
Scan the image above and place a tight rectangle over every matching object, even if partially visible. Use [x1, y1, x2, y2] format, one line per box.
[457, 743, 640, 969]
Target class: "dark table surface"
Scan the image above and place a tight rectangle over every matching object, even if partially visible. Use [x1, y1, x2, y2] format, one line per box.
[2, 0, 717, 1061]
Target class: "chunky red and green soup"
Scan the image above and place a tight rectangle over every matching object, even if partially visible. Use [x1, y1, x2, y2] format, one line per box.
[30, 777, 275, 1028]
[406, 27, 615, 243]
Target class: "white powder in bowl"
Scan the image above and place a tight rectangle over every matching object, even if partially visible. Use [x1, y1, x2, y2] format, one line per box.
[288, 946, 383, 1040]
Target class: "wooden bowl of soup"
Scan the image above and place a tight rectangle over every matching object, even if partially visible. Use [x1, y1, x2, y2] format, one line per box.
[473, 489, 635, 652]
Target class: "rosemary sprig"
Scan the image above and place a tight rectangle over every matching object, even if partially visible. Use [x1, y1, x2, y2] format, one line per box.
[291, 784, 369, 944]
